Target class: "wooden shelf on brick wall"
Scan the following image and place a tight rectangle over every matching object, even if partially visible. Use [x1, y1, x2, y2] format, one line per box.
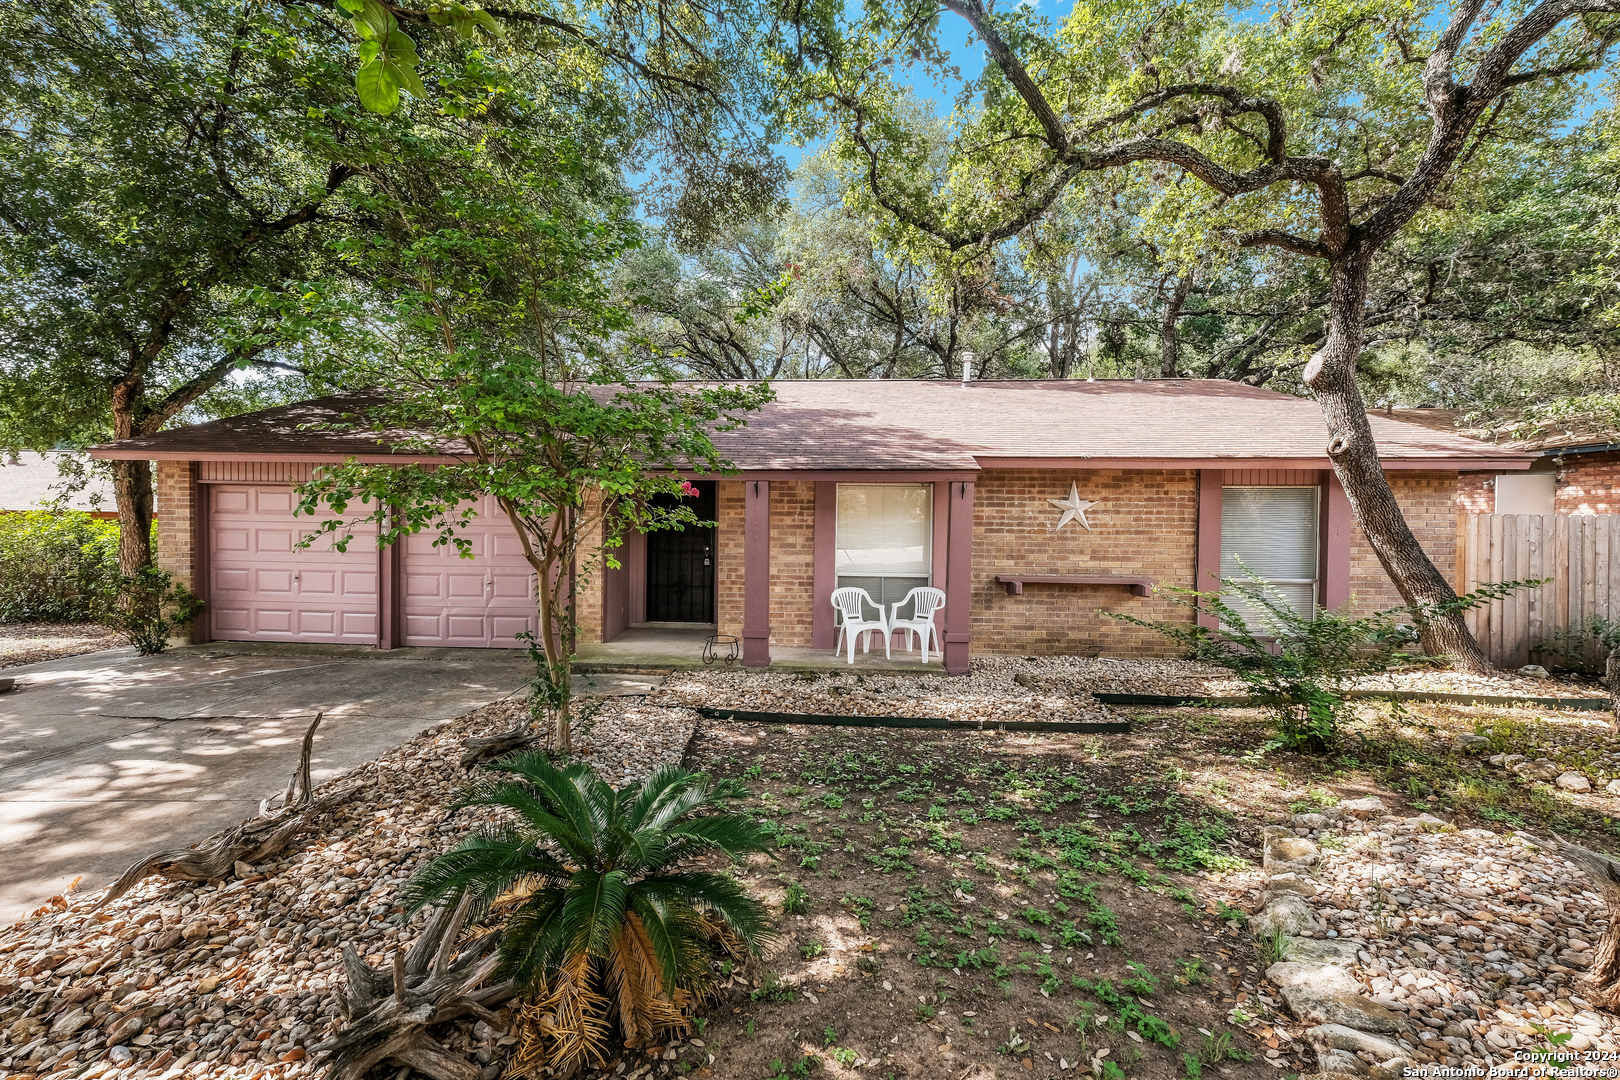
[994, 575, 1155, 597]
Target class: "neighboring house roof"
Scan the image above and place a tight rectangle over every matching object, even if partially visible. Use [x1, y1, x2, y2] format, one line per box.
[1375, 408, 1620, 457]
[88, 381, 1532, 471]
[0, 452, 116, 512]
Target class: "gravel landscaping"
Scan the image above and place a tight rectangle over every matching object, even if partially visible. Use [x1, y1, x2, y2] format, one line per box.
[4, 660, 1620, 1080]
[653, 658, 1608, 725]
[1260, 802, 1620, 1068]
[0, 694, 700, 1080]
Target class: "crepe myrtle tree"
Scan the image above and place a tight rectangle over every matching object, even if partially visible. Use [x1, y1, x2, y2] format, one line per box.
[290, 140, 772, 753]
[298, 374, 769, 753]
[779, 0, 1620, 671]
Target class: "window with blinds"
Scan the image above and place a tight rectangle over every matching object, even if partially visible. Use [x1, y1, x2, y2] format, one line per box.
[1220, 485, 1320, 627]
[836, 484, 932, 618]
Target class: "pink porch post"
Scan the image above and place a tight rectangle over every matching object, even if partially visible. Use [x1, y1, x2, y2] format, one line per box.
[1320, 470, 1352, 611]
[812, 482, 837, 650]
[1195, 470, 1223, 631]
[943, 479, 974, 675]
[743, 479, 771, 666]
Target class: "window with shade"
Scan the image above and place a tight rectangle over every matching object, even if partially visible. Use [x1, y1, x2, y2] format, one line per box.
[1220, 486, 1320, 626]
[836, 484, 932, 619]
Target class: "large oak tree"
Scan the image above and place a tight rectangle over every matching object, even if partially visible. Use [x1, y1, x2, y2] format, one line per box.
[778, 0, 1620, 670]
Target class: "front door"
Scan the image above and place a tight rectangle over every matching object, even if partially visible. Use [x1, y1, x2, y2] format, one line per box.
[645, 481, 716, 623]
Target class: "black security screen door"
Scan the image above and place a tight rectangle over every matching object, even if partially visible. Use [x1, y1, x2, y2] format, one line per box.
[645, 481, 716, 623]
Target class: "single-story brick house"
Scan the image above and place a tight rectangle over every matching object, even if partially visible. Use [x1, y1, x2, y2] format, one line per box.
[1377, 408, 1620, 516]
[90, 380, 1529, 673]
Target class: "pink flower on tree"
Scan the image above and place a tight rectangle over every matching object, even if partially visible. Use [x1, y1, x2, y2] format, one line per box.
[678, 480, 699, 498]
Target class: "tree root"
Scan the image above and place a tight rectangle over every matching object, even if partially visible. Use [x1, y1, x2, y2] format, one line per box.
[459, 723, 541, 770]
[316, 892, 516, 1080]
[94, 712, 351, 910]
[1554, 834, 1620, 1011]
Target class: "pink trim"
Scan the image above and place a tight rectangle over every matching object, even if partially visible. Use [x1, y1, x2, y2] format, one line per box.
[743, 480, 771, 665]
[92, 450, 463, 464]
[943, 480, 974, 675]
[931, 481, 949, 596]
[192, 464, 212, 646]
[975, 456, 1529, 470]
[1195, 470, 1222, 631]
[715, 469, 979, 482]
[812, 482, 837, 650]
[626, 530, 647, 626]
[1320, 471, 1352, 611]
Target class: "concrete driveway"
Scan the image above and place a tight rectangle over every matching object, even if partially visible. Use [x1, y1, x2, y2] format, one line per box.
[0, 643, 661, 924]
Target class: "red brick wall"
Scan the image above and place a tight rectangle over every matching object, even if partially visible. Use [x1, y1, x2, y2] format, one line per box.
[716, 480, 744, 639]
[573, 496, 605, 645]
[970, 469, 1199, 658]
[769, 482, 816, 647]
[1557, 455, 1620, 514]
[711, 480, 817, 647]
[1457, 472, 1493, 514]
[1348, 471, 1459, 615]
[155, 460, 200, 641]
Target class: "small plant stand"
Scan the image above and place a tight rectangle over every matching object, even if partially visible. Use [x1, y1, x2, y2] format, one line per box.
[702, 634, 740, 666]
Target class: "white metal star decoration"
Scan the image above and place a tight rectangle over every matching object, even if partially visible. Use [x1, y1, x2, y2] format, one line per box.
[1048, 482, 1100, 532]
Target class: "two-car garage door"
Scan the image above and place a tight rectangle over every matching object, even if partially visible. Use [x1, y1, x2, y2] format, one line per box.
[208, 486, 537, 648]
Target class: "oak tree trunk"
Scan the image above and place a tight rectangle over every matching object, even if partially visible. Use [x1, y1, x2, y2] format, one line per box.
[1553, 835, 1620, 1011]
[110, 458, 155, 576]
[1303, 249, 1493, 674]
[1159, 270, 1193, 378]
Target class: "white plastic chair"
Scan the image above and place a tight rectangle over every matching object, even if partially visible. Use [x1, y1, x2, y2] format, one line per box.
[889, 587, 946, 664]
[831, 587, 889, 663]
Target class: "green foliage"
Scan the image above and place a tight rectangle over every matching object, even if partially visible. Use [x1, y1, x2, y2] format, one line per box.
[782, 882, 810, 915]
[1535, 615, 1620, 675]
[0, 511, 121, 623]
[99, 567, 205, 656]
[290, 121, 773, 751]
[1109, 568, 1539, 753]
[406, 754, 775, 1068]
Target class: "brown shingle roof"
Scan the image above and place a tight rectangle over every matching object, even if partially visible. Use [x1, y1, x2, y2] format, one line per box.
[89, 381, 1530, 470]
[1373, 408, 1619, 455]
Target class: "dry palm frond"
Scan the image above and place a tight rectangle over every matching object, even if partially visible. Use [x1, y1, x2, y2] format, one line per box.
[607, 912, 693, 1048]
[508, 952, 613, 1077]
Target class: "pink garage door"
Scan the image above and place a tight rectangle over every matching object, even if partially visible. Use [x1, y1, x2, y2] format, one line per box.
[401, 495, 538, 647]
[208, 485, 380, 644]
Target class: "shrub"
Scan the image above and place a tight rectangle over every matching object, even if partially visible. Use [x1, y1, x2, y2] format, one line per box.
[1109, 567, 1535, 754]
[0, 510, 121, 623]
[1534, 615, 1620, 675]
[99, 566, 204, 655]
[406, 754, 775, 1075]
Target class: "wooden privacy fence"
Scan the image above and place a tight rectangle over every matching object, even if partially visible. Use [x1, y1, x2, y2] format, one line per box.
[1455, 514, 1620, 669]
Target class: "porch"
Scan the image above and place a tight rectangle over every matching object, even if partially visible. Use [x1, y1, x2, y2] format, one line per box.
[573, 626, 948, 674]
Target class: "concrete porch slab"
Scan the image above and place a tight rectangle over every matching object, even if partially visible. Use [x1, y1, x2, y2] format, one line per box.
[576, 627, 949, 675]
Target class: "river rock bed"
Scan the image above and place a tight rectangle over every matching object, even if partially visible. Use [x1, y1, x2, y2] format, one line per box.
[1279, 804, 1619, 1068]
[651, 655, 1604, 723]
[0, 695, 700, 1080]
[652, 657, 1120, 723]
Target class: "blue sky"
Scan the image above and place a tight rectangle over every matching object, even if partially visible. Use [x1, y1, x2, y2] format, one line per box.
[776, 4, 996, 171]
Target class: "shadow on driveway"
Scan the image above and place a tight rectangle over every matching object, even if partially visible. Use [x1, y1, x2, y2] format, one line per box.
[0, 643, 552, 924]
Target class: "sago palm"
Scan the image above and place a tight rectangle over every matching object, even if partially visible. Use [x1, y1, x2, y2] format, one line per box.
[405, 752, 775, 1073]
